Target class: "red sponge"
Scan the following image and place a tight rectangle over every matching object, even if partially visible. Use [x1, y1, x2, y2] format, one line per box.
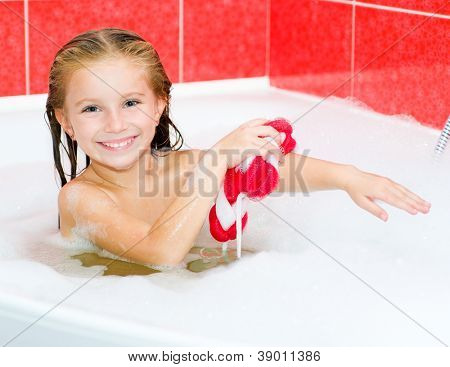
[209, 118, 297, 242]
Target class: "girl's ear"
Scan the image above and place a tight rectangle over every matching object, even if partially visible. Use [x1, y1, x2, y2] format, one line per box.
[54, 108, 75, 140]
[156, 98, 167, 124]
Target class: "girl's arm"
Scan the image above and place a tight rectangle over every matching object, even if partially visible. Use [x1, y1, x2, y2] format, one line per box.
[59, 148, 227, 266]
[275, 152, 352, 193]
[275, 152, 431, 221]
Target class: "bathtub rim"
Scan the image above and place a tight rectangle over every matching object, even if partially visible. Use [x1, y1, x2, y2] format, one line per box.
[0, 290, 241, 346]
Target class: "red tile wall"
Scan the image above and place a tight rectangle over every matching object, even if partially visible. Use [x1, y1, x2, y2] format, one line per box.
[183, 0, 266, 82]
[28, 0, 180, 94]
[270, 0, 450, 130]
[0, 0, 268, 97]
[0, 1, 25, 96]
[354, 5, 449, 130]
[1, 0, 448, 130]
[359, 1, 450, 15]
[270, 0, 353, 98]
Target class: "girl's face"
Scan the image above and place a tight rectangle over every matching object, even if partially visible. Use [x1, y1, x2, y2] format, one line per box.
[55, 58, 166, 170]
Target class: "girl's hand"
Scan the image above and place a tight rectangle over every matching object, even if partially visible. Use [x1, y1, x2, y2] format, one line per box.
[211, 118, 284, 169]
[342, 166, 432, 221]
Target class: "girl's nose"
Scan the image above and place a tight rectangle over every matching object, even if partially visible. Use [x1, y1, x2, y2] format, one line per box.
[104, 111, 127, 133]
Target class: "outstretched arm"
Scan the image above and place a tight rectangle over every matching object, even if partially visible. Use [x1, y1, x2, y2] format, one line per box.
[275, 152, 352, 193]
[275, 152, 431, 221]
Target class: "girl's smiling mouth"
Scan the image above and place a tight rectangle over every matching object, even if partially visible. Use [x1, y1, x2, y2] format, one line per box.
[97, 135, 139, 151]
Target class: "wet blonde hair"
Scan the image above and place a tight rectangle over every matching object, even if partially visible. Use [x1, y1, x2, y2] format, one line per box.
[45, 27, 184, 188]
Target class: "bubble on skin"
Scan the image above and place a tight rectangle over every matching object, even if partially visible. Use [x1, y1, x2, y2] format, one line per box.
[64, 183, 83, 215]
[63, 183, 112, 242]
[163, 198, 208, 252]
[63, 213, 186, 271]
[46, 229, 95, 253]
[96, 245, 185, 272]
[65, 183, 113, 218]
[65, 225, 179, 271]
[165, 216, 185, 242]
[67, 227, 99, 251]
[72, 222, 108, 242]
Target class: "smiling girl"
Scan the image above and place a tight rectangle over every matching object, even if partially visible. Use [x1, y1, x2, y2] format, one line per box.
[46, 28, 431, 266]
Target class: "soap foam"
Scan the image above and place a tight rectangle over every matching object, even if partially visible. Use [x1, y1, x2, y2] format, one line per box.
[1, 88, 449, 346]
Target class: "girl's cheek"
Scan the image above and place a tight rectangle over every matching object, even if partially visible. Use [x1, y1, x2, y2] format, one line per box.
[128, 106, 156, 123]
[73, 123, 99, 145]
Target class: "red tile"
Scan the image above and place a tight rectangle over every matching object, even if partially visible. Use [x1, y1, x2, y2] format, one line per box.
[0, 1, 25, 96]
[358, 1, 450, 15]
[28, 0, 179, 95]
[354, 7, 450, 129]
[184, 0, 266, 82]
[270, 0, 353, 98]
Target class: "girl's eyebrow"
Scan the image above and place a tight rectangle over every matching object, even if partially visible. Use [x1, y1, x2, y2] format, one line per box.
[75, 92, 145, 106]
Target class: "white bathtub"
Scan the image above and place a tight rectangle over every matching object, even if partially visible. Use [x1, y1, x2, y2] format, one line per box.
[0, 77, 449, 346]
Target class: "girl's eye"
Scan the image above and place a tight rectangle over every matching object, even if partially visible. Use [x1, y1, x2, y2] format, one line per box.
[81, 100, 140, 113]
[125, 99, 141, 108]
[82, 105, 99, 113]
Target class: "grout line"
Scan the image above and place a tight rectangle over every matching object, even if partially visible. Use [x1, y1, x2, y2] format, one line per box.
[265, 0, 271, 76]
[24, 0, 30, 95]
[320, 0, 450, 20]
[350, 0, 355, 97]
[178, 0, 183, 83]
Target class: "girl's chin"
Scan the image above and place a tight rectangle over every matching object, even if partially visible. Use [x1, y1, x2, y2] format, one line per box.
[87, 152, 140, 170]
[108, 159, 140, 171]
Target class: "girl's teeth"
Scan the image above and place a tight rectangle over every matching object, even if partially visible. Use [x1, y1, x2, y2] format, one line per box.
[102, 137, 134, 148]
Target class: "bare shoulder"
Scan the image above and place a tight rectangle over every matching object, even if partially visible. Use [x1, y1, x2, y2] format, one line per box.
[58, 180, 117, 238]
[59, 180, 115, 208]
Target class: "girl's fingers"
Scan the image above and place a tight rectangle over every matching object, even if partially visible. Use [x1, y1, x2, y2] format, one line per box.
[388, 190, 421, 214]
[262, 134, 284, 149]
[244, 118, 270, 127]
[253, 126, 283, 144]
[355, 195, 388, 221]
[254, 137, 283, 161]
[392, 183, 431, 211]
[375, 184, 427, 215]
[245, 120, 287, 147]
[256, 136, 281, 150]
[254, 125, 278, 135]
[386, 185, 429, 214]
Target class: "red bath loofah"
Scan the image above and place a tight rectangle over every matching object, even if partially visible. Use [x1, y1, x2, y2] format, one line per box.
[208, 118, 297, 242]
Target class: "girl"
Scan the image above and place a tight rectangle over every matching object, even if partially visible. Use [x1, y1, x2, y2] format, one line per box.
[46, 28, 431, 267]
